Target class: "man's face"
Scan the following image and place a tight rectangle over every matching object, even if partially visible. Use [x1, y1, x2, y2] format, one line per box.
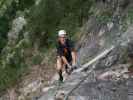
[59, 34, 66, 44]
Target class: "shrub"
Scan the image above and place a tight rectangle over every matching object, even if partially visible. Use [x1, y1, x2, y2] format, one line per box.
[27, 0, 94, 48]
[0, 39, 28, 92]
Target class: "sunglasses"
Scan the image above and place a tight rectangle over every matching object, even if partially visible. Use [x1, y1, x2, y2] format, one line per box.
[59, 36, 67, 38]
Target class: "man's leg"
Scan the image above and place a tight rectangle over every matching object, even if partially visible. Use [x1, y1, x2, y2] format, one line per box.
[61, 56, 72, 75]
[57, 56, 63, 82]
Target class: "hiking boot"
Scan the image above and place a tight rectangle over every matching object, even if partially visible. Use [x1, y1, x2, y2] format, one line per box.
[59, 74, 63, 81]
[58, 77, 64, 86]
[58, 70, 64, 83]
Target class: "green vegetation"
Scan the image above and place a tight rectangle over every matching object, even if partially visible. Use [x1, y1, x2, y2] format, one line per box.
[120, 7, 133, 32]
[0, 0, 94, 92]
[0, 0, 35, 92]
[96, 11, 112, 23]
[0, 0, 132, 94]
[0, 39, 29, 91]
[27, 0, 94, 48]
[0, 0, 35, 52]
[31, 54, 43, 65]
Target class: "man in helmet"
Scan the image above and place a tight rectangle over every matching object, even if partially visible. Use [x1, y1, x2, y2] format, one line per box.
[56, 30, 77, 83]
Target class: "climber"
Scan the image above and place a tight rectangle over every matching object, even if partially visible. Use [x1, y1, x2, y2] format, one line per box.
[56, 30, 77, 83]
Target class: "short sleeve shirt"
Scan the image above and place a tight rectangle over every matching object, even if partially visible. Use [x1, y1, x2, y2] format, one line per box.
[57, 39, 74, 59]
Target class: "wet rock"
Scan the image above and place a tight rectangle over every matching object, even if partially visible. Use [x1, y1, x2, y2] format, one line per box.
[8, 16, 27, 45]
[55, 91, 65, 100]
[97, 70, 115, 81]
[8, 88, 17, 100]
[73, 80, 128, 100]
[122, 26, 133, 42]
[97, 64, 129, 81]
[28, 2, 133, 100]
[18, 95, 25, 100]
[98, 28, 106, 36]
[42, 86, 55, 93]
[19, 79, 43, 97]
[107, 22, 114, 31]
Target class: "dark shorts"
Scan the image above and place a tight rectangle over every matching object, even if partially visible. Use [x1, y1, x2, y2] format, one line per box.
[66, 55, 72, 63]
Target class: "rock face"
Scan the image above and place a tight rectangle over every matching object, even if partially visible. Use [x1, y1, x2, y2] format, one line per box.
[37, 1, 133, 100]
[38, 24, 133, 99]
[1, 0, 133, 100]
[8, 16, 27, 45]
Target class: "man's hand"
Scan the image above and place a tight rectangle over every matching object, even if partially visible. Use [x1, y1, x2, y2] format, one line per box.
[62, 56, 70, 67]
[67, 64, 72, 69]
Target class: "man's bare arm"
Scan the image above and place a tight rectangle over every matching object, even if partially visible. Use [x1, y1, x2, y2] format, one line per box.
[71, 51, 77, 66]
